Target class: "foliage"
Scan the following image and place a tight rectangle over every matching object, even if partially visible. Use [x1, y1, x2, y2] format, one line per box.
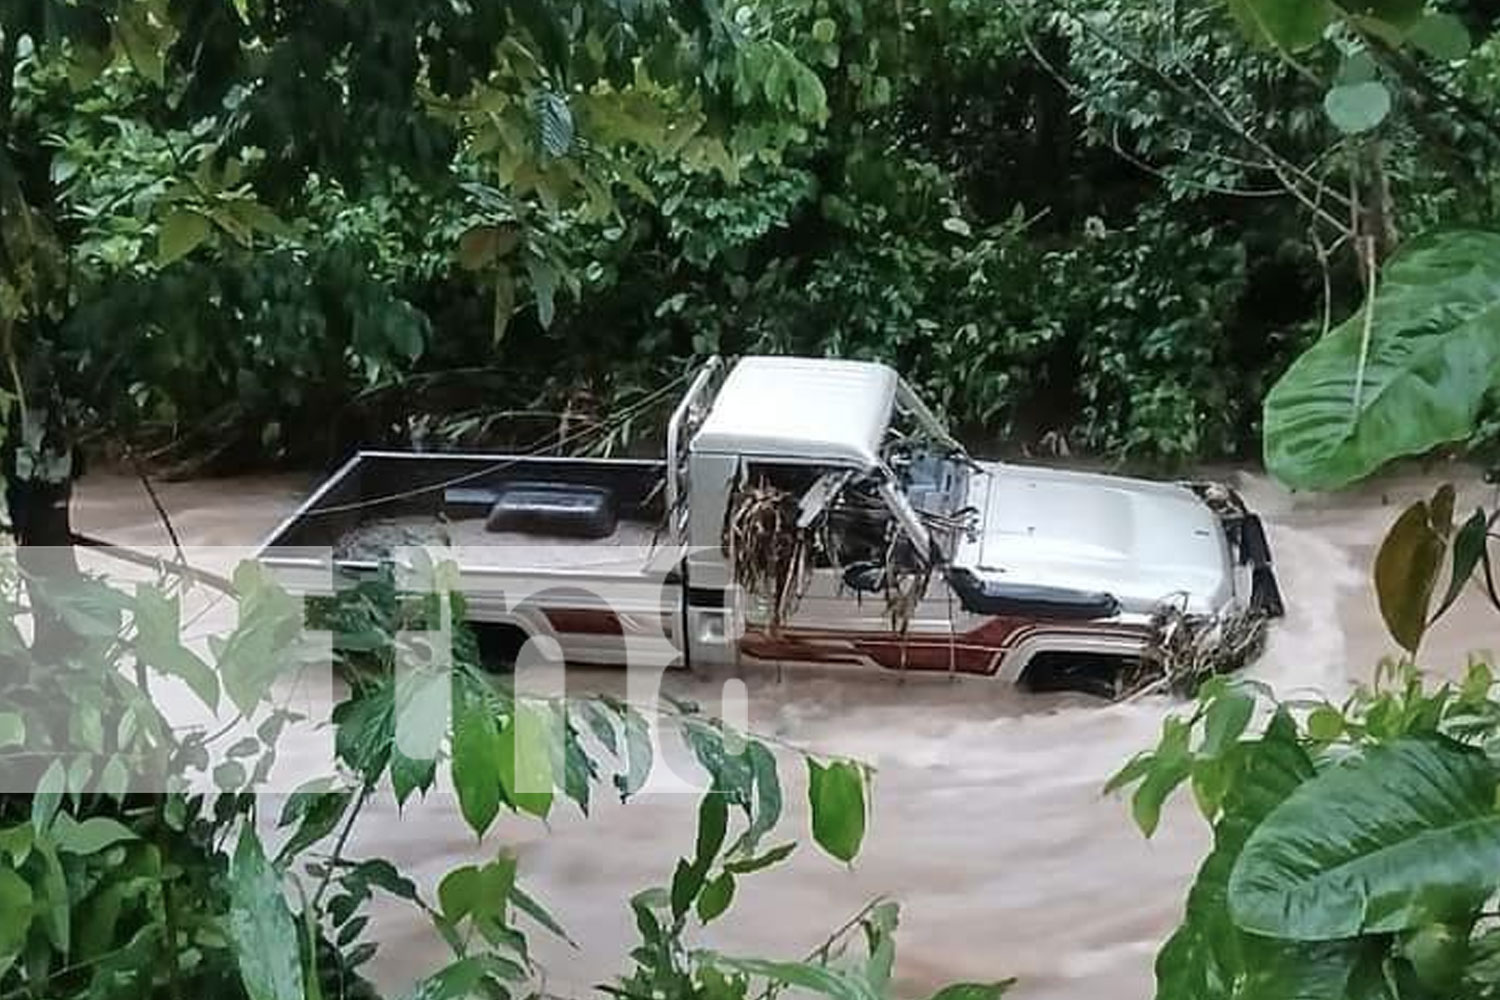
[1236, 0, 1500, 490]
[1265, 233, 1500, 490]
[1113, 659, 1500, 1000]
[19, 0, 1468, 470]
[1115, 476, 1500, 998]
[0, 550, 997, 1000]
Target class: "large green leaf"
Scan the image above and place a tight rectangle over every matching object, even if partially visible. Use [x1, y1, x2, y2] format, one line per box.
[452, 681, 503, 837]
[498, 701, 554, 819]
[1227, 0, 1333, 51]
[51, 815, 137, 855]
[229, 826, 306, 1000]
[1229, 738, 1500, 940]
[157, 209, 211, 265]
[808, 760, 866, 863]
[1322, 81, 1390, 134]
[1263, 231, 1500, 490]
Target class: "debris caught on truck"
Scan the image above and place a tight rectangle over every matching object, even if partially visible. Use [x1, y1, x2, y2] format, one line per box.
[724, 478, 812, 636]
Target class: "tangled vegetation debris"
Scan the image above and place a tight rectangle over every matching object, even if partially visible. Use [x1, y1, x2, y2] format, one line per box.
[723, 479, 813, 635]
[1120, 600, 1269, 698]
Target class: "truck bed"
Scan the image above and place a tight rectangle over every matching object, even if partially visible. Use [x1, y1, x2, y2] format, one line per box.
[334, 515, 665, 572]
[259, 451, 672, 579]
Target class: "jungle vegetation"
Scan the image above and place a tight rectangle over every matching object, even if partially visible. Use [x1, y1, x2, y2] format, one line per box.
[6, 0, 1500, 999]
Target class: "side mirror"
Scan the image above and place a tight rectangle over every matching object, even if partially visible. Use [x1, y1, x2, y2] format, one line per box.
[842, 561, 887, 594]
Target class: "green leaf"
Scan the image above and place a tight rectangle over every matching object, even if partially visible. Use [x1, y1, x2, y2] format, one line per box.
[0, 868, 33, 977]
[1323, 81, 1391, 134]
[1306, 706, 1344, 742]
[1374, 498, 1445, 653]
[438, 855, 515, 929]
[511, 883, 574, 944]
[1263, 231, 1500, 490]
[1335, 51, 1378, 85]
[1132, 754, 1191, 838]
[453, 683, 503, 837]
[1104, 751, 1155, 796]
[695, 790, 729, 870]
[31, 841, 68, 953]
[136, 584, 219, 709]
[391, 749, 437, 806]
[115, 4, 165, 86]
[714, 956, 881, 1000]
[229, 826, 306, 1000]
[1130, 717, 1193, 837]
[811, 18, 837, 43]
[1399, 922, 1469, 993]
[1229, 738, 1500, 940]
[525, 256, 559, 328]
[52, 815, 137, 855]
[276, 790, 351, 865]
[670, 858, 704, 920]
[438, 866, 481, 923]
[808, 760, 866, 862]
[613, 708, 652, 800]
[1227, 0, 1333, 51]
[457, 224, 522, 271]
[498, 702, 554, 819]
[724, 842, 797, 875]
[1150, 730, 1327, 999]
[697, 872, 735, 924]
[393, 664, 449, 765]
[224, 198, 292, 239]
[1434, 509, 1488, 620]
[1407, 12, 1470, 61]
[1201, 687, 1255, 758]
[32, 760, 66, 833]
[401, 958, 488, 1000]
[157, 210, 212, 266]
[740, 741, 783, 852]
[348, 859, 419, 902]
[0, 826, 31, 865]
[215, 760, 247, 791]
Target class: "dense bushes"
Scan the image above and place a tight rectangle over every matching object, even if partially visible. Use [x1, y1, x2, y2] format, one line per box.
[25, 0, 1498, 469]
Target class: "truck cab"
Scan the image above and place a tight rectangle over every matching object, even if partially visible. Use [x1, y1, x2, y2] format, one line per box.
[673, 356, 1276, 687]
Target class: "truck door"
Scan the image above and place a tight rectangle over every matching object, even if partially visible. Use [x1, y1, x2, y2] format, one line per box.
[731, 462, 963, 673]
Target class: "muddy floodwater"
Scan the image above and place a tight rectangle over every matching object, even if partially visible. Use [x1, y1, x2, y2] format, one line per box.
[73, 463, 1499, 1000]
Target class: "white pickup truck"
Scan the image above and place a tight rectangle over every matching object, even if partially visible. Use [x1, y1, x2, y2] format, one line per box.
[258, 355, 1281, 694]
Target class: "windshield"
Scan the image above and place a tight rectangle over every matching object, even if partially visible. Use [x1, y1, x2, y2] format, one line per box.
[893, 378, 964, 456]
[880, 378, 971, 538]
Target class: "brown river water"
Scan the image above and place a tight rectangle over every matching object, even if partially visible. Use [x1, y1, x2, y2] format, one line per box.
[70, 463, 1499, 1000]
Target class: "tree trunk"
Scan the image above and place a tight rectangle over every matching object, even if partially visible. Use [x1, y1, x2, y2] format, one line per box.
[3, 411, 81, 661]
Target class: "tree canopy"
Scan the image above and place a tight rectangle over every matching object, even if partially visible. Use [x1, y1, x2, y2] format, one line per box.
[7, 0, 1498, 486]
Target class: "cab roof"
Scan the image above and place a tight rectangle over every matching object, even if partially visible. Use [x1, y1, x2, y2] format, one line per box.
[690, 356, 897, 467]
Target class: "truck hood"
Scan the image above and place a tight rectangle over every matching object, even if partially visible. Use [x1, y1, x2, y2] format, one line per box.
[953, 462, 1233, 615]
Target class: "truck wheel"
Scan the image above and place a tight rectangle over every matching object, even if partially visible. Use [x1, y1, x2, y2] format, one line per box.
[472, 623, 530, 674]
[1019, 652, 1132, 699]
